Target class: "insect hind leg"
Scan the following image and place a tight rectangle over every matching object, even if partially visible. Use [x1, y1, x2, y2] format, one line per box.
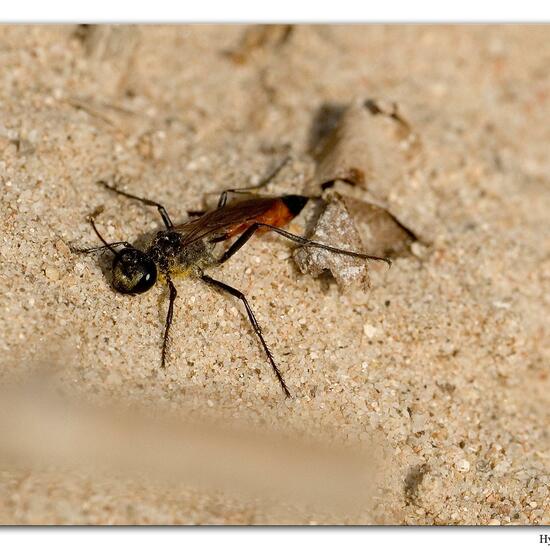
[216, 225, 258, 264]
[254, 223, 392, 266]
[161, 275, 178, 369]
[200, 273, 291, 398]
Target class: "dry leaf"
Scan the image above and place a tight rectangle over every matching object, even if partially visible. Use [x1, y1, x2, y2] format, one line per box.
[340, 194, 416, 258]
[293, 195, 372, 291]
[313, 98, 420, 197]
[311, 98, 433, 244]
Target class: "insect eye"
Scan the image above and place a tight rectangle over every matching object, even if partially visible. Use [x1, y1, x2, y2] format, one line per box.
[112, 248, 157, 295]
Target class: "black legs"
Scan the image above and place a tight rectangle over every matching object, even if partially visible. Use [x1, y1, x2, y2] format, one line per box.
[216, 156, 290, 209]
[254, 223, 392, 267]
[161, 274, 178, 369]
[217, 225, 259, 264]
[215, 222, 392, 267]
[201, 273, 291, 398]
[98, 180, 174, 229]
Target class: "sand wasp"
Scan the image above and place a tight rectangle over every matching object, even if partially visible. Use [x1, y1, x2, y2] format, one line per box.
[77, 159, 390, 397]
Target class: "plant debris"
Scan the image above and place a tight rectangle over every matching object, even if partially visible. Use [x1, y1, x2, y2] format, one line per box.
[293, 194, 373, 291]
[309, 97, 432, 246]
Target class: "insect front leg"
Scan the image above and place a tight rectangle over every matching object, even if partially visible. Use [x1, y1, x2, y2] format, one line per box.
[200, 273, 291, 398]
[98, 180, 174, 229]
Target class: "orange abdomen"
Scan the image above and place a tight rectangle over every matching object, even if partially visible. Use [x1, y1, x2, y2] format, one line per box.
[229, 195, 308, 237]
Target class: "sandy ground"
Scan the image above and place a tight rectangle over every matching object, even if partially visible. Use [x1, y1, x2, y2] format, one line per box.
[0, 25, 549, 525]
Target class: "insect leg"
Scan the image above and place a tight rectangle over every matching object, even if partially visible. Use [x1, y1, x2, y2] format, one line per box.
[161, 274, 178, 369]
[217, 156, 290, 208]
[200, 274, 291, 398]
[253, 223, 392, 267]
[217, 224, 259, 264]
[98, 180, 174, 229]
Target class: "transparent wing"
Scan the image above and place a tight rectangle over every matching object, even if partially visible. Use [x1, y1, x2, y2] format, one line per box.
[174, 197, 278, 246]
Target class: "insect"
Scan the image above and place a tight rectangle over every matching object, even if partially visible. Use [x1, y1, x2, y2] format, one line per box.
[76, 159, 391, 397]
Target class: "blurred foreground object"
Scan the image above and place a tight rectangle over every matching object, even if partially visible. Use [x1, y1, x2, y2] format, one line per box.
[0, 374, 382, 522]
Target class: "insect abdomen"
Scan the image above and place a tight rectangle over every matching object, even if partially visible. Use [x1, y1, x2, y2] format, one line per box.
[281, 195, 309, 217]
[226, 195, 309, 238]
[256, 195, 309, 228]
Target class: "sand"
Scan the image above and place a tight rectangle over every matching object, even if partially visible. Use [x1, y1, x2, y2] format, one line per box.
[0, 25, 548, 525]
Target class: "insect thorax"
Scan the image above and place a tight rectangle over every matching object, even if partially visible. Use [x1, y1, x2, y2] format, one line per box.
[146, 231, 215, 274]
